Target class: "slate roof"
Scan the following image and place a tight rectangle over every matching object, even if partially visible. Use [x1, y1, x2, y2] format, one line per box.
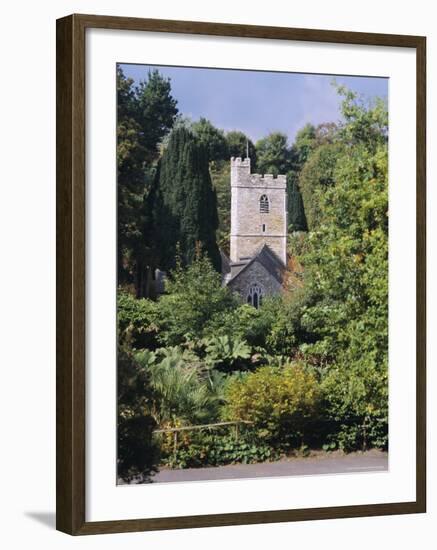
[225, 244, 285, 286]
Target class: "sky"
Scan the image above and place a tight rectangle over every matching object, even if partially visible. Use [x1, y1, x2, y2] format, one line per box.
[120, 63, 388, 144]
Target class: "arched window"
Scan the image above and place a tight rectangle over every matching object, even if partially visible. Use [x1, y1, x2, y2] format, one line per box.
[260, 194, 269, 213]
[247, 284, 264, 309]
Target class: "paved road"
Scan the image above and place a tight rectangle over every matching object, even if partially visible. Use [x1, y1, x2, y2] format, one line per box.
[149, 450, 388, 483]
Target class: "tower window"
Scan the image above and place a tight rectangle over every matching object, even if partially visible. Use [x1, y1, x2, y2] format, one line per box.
[260, 194, 269, 213]
[262, 224, 266, 233]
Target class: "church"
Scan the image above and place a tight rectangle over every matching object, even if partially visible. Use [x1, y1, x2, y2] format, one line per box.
[222, 156, 288, 307]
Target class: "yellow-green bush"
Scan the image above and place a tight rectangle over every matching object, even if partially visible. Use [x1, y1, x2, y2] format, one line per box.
[222, 363, 320, 446]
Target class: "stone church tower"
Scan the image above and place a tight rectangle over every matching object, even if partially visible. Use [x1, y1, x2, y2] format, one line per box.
[223, 157, 288, 307]
[230, 157, 287, 264]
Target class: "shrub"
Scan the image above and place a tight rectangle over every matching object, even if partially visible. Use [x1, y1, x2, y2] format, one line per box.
[222, 363, 320, 447]
[204, 300, 278, 350]
[117, 344, 159, 482]
[117, 289, 159, 349]
[135, 347, 225, 427]
[159, 427, 277, 469]
[319, 361, 388, 451]
[156, 254, 237, 346]
[203, 334, 252, 372]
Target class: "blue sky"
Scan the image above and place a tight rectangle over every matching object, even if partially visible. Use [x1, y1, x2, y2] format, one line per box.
[120, 63, 388, 143]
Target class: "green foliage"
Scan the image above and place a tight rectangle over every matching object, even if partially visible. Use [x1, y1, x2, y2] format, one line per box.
[135, 347, 224, 427]
[135, 69, 179, 154]
[223, 363, 320, 446]
[320, 362, 388, 451]
[226, 130, 257, 166]
[287, 123, 339, 229]
[300, 148, 388, 364]
[154, 127, 221, 271]
[191, 117, 229, 161]
[288, 180, 308, 232]
[255, 132, 290, 176]
[263, 288, 317, 357]
[336, 84, 388, 152]
[290, 123, 317, 169]
[156, 254, 237, 346]
[203, 335, 252, 371]
[297, 87, 389, 449]
[117, 67, 178, 295]
[209, 160, 231, 253]
[117, 81, 390, 470]
[117, 342, 158, 482]
[298, 142, 345, 230]
[160, 429, 276, 469]
[204, 300, 276, 350]
[117, 289, 159, 349]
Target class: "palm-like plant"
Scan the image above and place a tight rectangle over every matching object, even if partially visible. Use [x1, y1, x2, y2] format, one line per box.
[135, 347, 223, 427]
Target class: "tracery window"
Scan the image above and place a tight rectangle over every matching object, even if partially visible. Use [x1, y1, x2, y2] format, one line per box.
[247, 283, 263, 309]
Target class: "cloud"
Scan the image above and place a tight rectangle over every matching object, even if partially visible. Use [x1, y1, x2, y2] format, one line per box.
[120, 64, 387, 143]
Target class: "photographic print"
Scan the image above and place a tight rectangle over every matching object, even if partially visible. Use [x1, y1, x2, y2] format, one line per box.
[116, 63, 389, 485]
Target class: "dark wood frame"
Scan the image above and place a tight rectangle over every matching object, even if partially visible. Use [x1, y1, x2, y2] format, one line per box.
[56, 13, 427, 536]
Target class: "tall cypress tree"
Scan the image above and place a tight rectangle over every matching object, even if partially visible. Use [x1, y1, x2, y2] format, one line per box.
[288, 178, 308, 232]
[154, 127, 221, 272]
[117, 66, 178, 296]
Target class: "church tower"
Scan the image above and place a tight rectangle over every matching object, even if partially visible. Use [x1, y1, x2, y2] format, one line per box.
[229, 157, 287, 265]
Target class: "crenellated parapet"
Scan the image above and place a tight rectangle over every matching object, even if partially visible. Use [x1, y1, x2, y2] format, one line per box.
[249, 173, 287, 188]
[230, 156, 251, 168]
[230, 157, 286, 188]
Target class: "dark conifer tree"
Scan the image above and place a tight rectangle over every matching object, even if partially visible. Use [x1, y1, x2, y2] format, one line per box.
[117, 66, 178, 297]
[154, 127, 221, 272]
[288, 179, 308, 232]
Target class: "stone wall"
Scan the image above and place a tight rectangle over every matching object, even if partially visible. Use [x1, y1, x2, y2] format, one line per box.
[230, 234, 286, 263]
[227, 259, 282, 300]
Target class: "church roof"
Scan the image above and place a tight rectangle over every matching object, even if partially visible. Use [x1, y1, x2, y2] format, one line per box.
[226, 244, 285, 286]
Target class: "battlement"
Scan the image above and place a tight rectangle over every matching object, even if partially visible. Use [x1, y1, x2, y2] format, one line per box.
[231, 157, 286, 188]
[249, 173, 287, 187]
[231, 156, 251, 166]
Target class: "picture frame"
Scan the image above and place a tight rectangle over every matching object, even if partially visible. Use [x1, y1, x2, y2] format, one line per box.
[56, 13, 426, 535]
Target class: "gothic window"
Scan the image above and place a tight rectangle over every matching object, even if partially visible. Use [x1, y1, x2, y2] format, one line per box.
[247, 284, 263, 309]
[260, 194, 269, 213]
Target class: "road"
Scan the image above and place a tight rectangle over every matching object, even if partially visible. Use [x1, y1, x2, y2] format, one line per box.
[148, 450, 388, 483]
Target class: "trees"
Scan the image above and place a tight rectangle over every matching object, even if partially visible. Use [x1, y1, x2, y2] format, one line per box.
[298, 141, 345, 229]
[226, 130, 257, 166]
[116, 75, 390, 465]
[191, 117, 229, 161]
[255, 132, 290, 176]
[135, 69, 179, 158]
[117, 67, 178, 296]
[298, 89, 389, 449]
[117, 341, 158, 481]
[156, 253, 236, 346]
[153, 127, 221, 272]
[209, 161, 231, 253]
[288, 180, 308, 232]
[287, 122, 339, 230]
